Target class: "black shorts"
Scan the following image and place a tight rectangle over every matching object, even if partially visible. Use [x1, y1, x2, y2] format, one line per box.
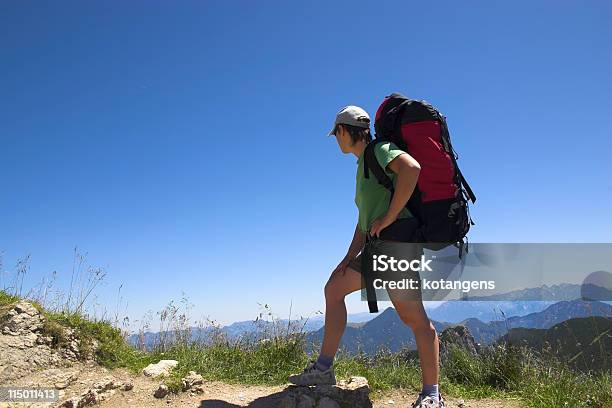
[348, 216, 423, 274]
[348, 236, 424, 302]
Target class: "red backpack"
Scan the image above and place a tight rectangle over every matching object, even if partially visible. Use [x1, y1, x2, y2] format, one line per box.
[364, 92, 476, 254]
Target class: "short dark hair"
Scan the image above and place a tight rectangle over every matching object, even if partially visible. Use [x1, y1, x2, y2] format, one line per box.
[338, 124, 372, 144]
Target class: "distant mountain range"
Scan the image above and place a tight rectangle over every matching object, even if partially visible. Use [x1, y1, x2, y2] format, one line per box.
[426, 300, 554, 323]
[427, 283, 611, 323]
[128, 310, 381, 350]
[305, 300, 612, 354]
[466, 283, 586, 301]
[128, 284, 611, 352]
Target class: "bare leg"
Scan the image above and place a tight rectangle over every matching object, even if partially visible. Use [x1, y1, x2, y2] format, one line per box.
[389, 293, 439, 386]
[320, 266, 363, 358]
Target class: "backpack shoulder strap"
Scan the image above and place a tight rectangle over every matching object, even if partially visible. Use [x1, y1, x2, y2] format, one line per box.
[363, 140, 394, 193]
[362, 141, 394, 314]
[437, 116, 477, 204]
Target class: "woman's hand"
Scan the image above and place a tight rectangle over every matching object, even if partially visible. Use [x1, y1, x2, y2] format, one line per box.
[369, 213, 397, 238]
[330, 256, 351, 279]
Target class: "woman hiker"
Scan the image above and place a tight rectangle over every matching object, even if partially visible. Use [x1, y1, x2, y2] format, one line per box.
[288, 106, 445, 408]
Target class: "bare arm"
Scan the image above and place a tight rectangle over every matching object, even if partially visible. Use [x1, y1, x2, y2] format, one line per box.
[369, 153, 421, 237]
[345, 223, 366, 260]
[331, 223, 366, 278]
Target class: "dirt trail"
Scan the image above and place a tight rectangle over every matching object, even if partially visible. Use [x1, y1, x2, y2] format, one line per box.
[98, 367, 525, 408]
[1, 362, 524, 408]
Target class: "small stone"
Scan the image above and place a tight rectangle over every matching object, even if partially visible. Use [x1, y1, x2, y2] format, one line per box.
[387, 400, 395, 404]
[344, 376, 369, 391]
[181, 370, 204, 390]
[59, 397, 78, 408]
[143, 360, 179, 378]
[54, 381, 70, 390]
[120, 380, 134, 391]
[53, 373, 77, 390]
[100, 389, 116, 401]
[154, 384, 169, 398]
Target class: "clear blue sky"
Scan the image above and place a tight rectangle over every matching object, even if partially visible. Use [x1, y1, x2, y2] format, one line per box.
[1, 1, 611, 330]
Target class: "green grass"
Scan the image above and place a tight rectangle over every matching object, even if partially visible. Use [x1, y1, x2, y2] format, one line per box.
[160, 335, 311, 393]
[517, 357, 612, 408]
[42, 308, 152, 371]
[1, 290, 610, 407]
[157, 337, 610, 407]
[0, 291, 20, 306]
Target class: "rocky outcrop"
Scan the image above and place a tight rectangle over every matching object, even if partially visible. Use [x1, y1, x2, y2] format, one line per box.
[0, 300, 99, 383]
[60, 327, 99, 362]
[1, 300, 45, 335]
[439, 325, 480, 361]
[276, 376, 371, 408]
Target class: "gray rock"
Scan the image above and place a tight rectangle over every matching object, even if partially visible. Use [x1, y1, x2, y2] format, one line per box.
[1, 301, 44, 336]
[59, 395, 83, 408]
[339, 375, 369, 392]
[181, 370, 204, 390]
[53, 372, 77, 389]
[283, 376, 371, 408]
[57, 328, 98, 362]
[120, 380, 134, 391]
[154, 383, 169, 398]
[0, 301, 70, 382]
[142, 359, 179, 377]
[191, 384, 205, 394]
[58, 377, 133, 407]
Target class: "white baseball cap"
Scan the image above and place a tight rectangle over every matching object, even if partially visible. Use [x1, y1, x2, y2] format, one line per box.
[328, 105, 371, 136]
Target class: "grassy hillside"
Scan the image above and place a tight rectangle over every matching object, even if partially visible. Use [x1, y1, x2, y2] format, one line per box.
[504, 316, 611, 371]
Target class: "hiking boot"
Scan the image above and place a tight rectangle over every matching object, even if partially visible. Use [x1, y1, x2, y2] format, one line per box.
[411, 393, 445, 408]
[288, 361, 336, 386]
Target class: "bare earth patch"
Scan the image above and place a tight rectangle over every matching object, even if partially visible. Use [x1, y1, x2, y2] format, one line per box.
[99, 367, 525, 408]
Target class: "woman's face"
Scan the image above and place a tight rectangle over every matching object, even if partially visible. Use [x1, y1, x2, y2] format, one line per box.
[334, 125, 352, 153]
